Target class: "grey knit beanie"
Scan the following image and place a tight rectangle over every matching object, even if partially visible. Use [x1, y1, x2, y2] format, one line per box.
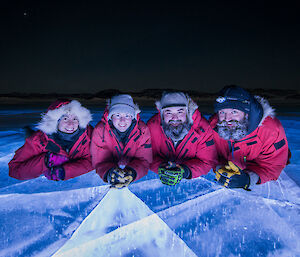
[108, 94, 137, 120]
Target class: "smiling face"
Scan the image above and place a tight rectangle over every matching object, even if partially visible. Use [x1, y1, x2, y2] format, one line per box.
[217, 108, 249, 140]
[218, 108, 246, 128]
[111, 112, 133, 132]
[163, 106, 187, 126]
[58, 114, 79, 134]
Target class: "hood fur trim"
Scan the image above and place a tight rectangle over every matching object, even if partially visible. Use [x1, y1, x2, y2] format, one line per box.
[155, 93, 198, 124]
[255, 96, 275, 127]
[36, 100, 92, 135]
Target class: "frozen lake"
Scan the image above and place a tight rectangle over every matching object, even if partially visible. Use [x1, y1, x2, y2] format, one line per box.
[0, 104, 299, 257]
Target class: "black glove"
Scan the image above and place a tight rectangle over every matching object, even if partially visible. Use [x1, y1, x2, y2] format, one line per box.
[107, 167, 136, 189]
[215, 161, 250, 190]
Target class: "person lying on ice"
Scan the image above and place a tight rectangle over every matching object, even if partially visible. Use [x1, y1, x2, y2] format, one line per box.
[209, 85, 290, 190]
[91, 94, 152, 189]
[147, 91, 217, 186]
[9, 99, 93, 181]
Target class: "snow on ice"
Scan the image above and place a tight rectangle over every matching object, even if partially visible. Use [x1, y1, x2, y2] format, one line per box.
[0, 105, 299, 257]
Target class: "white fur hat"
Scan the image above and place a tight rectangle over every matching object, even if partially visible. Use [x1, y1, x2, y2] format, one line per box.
[36, 100, 92, 135]
[107, 94, 140, 120]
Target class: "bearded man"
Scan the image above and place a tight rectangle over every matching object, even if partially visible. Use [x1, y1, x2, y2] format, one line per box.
[147, 91, 217, 186]
[209, 85, 289, 190]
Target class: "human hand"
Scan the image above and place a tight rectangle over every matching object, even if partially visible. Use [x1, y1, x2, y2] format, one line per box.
[158, 162, 185, 186]
[44, 166, 65, 181]
[107, 167, 136, 189]
[45, 152, 68, 168]
[215, 161, 250, 190]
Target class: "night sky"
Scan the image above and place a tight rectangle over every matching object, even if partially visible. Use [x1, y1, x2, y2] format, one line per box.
[1, 1, 299, 94]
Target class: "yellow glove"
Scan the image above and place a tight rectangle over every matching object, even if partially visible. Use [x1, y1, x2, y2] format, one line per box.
[215, 161, 250, 190]
[107, 168, 136, 189]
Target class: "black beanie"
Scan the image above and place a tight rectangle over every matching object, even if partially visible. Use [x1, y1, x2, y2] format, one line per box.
[214, 86, 252, 114]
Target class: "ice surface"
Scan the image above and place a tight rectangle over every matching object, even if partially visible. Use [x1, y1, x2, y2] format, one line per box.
[53, 188, 197, 257]
[0, 105, 299, 257]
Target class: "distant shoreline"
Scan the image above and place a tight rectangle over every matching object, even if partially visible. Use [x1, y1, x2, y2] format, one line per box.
[1, 96, 299, 106]
[1, 88, 299, 111]
[1, 97, 300, 117]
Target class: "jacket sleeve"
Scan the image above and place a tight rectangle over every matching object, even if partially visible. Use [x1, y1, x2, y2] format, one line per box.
[8, 134, 47, 180]
[246, 119, 288, 184]
[181, 125, 218, 178]
[63, 155, 93, 180]
[126, 126, 152, 181]
[63, 127, 94, 180]
[90, 124, 117, 180]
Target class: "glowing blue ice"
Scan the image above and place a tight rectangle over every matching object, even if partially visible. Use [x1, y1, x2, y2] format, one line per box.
[0, 106, 299, 257]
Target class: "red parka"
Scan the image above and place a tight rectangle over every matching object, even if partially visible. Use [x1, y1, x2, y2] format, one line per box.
[91, 111, 152, 182]
[147, 109, 217, 178]
[209, 97, 289, 184]
[9, 126, 94, 180]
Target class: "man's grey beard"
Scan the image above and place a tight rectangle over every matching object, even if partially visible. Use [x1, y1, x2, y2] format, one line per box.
[217, 118, 249, 141]
[162, 120, 191, 143]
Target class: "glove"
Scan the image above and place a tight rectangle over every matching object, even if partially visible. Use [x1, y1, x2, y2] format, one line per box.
[158, 161, 185, 186]
[45, 152, 69, 168]
[107, 167, 136, 189]
[215, 161, 250, 190]
[44, 166, 65, 181]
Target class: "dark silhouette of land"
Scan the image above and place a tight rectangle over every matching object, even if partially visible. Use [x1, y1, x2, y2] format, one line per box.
[1, 88, 299, 110]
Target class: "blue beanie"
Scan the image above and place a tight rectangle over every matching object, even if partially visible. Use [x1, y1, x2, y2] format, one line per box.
[214, 86, 252, 114]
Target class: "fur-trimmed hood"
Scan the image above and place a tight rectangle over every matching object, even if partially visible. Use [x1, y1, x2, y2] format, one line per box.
[255, 96, 275, 127]
[36, 100, 92, 135]
[155, 92, 198, 125]
[210, 95, 276, 133]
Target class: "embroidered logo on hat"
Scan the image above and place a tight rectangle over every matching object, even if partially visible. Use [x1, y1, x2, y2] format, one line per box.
[216, 96, 250, 105]
[216, 96, 226, 103]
